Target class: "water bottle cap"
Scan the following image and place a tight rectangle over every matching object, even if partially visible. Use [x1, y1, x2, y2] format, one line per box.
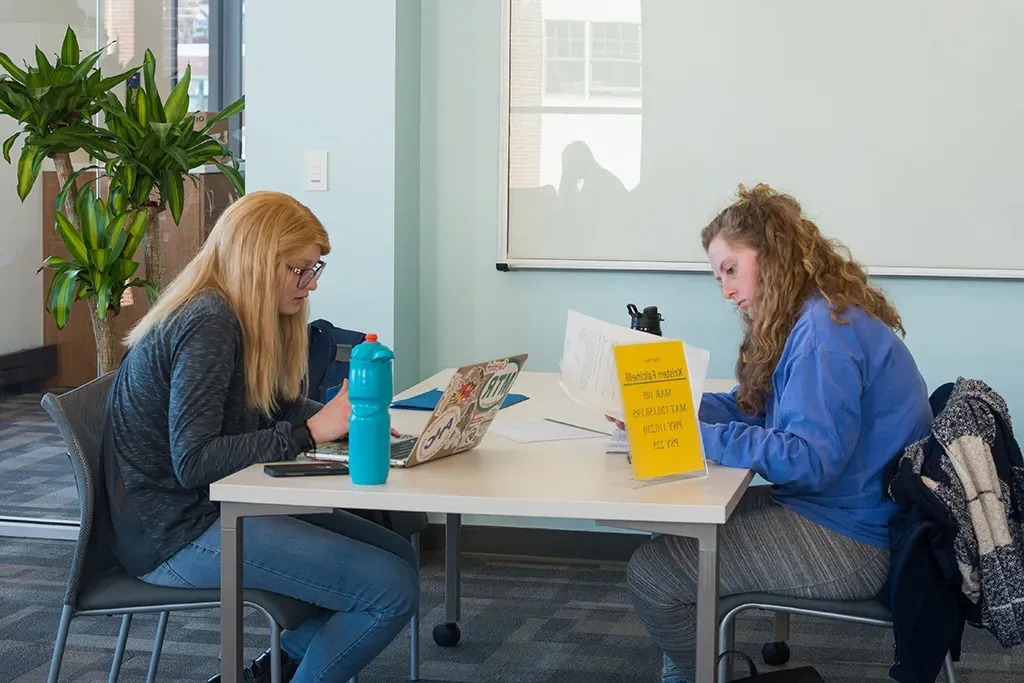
[365, 333, 378, 342]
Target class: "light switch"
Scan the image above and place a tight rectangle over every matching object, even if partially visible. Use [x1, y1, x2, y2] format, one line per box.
[304, 150, 328, 191]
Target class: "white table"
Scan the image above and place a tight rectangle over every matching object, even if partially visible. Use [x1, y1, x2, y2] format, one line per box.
[211, 371, 750, 683]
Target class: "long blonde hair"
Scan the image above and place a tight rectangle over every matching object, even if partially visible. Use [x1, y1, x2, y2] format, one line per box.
[127, 191, 331, 415]
[701, 184, 904, 415]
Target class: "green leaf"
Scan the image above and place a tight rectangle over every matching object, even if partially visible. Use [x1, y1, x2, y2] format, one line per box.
[2, 129, 24, 163]
[142, 50, 164, 122]
[0, 52, 28, 83]
[74, 182, 96, 230]
[106, 214, 130, 254]
[28, 86, 51, 99]
[128, 278, 159, 303]
[123, 211, 148, 258]
[61, 27, 80, 66]
[164, 64, 191, 124]
[109, 187, 128, 214]
[135, 175, 154, 207]
[55, 211, 89, 264]
[16, 145, 45, 201]
[149, 121, 173, 141]
[162, 169, 184, 224]
[164, 145, 191, 173]
[34, 48, 52, 76]
[136, 93, 149, 126]
[111, 258, 140, 282]
[214, 162, 245, 197]
[92, 247, 112, 271]
[95, 274, 112, 320]
[50, 269, 81, 330]
[41, 255, 75, 270]
[69, 47, 103, 83]
[54, 164, 99, 218]
[49, 66, 74, 87]
[200, 95, 245, 133]
[94, 67, 139, 95]
[188, 139, 228, 159]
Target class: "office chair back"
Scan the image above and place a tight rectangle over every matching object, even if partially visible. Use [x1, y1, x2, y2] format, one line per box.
[41, 371, 119, 609]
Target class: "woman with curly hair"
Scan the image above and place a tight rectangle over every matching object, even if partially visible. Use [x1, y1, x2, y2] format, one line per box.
[626, 184, 933, 682]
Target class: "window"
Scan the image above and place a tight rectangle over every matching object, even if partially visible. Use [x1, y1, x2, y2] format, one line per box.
[544, 20, 585, 96]
[175, 1, 211, 111]
[542, 19, 642, 101]
[590, 22, 641, 97]
[171, 0, 244, 157]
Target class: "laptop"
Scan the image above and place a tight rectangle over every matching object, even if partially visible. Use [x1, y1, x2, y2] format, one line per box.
[309, 353, 528, 468]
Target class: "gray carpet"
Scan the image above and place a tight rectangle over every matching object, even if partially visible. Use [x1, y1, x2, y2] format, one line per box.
[0, 390, 78, 521]
[1, 537, 1022, 683]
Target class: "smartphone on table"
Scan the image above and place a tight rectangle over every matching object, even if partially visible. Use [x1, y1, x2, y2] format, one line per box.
[263, 461, 350, 478]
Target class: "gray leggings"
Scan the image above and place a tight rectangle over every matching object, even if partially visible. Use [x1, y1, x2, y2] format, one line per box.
[627, 487, 890, 680]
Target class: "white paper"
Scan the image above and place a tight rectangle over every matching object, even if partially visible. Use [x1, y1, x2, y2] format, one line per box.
[558, 310, 710, 421]
[490, 418, 609, 444]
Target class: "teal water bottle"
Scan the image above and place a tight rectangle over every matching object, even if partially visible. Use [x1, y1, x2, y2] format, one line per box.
[348, 334, 394, 485]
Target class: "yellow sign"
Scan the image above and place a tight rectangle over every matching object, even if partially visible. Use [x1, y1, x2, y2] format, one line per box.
[613, 340, 705, 481]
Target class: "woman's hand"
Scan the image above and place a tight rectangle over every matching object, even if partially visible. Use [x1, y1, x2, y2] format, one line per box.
[307, 381, 404, 443]
[605, 414, 626, 431]
[307, 381, 352, 444]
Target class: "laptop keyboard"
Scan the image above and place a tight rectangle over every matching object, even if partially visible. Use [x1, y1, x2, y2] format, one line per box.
[315, 434, 418, 465]
[389, 435, 417, 463]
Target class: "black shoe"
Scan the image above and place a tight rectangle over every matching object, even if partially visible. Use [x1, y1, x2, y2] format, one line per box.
[244, 648, 300, 683]
[206, 648, 299, 683]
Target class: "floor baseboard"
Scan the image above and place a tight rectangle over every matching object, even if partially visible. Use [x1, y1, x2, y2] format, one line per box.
[0, 517, 78, 541]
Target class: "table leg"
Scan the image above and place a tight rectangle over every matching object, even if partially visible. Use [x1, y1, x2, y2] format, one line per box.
[432, 513, 462, 647]
[218, 503, 331, 683]
[597, 520, 722, 683]
[694, 526, 720, 683]
[220, 503, 244, 683]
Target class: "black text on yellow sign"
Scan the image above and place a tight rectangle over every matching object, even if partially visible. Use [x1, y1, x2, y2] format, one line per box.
[614, 340, 704, 480]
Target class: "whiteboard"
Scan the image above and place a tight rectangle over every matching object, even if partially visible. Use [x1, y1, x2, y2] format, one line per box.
[498, 0, 1024, 278]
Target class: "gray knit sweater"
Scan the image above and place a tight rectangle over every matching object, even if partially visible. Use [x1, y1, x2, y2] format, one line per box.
[101, 290, 321, 577]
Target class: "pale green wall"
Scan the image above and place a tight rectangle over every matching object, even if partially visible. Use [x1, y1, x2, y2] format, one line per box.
[418, 0, 1024, 421]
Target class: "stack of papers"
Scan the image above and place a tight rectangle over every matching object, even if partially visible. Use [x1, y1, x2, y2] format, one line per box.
[557, 310, 710, 421]
[489, 418, 610, 444]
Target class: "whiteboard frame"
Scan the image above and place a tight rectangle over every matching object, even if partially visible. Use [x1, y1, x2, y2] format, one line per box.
[495, 0, 1024, 280]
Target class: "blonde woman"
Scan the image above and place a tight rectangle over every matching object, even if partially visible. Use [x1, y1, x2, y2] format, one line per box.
[102, 191, 417, 683]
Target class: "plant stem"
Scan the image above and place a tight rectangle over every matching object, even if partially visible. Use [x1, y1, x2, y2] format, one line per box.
[143, 205, 163, 300]
[50, 152, 81, 232]
[88, 299, 119, 376]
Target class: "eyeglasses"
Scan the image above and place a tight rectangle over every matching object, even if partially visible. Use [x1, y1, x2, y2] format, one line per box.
[285, 260, 326, 289]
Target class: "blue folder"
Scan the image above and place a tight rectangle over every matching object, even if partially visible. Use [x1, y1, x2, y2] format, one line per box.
[390, 388, 528, 411]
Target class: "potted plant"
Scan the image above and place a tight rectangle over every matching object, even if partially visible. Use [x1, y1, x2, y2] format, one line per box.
[40, 184, 154, 374]
[0, 27, 138, 230]
[61, 49, 245, 296]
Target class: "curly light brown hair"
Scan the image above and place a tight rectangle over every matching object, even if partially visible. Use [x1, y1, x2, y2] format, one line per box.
[701, 184, 905, 415]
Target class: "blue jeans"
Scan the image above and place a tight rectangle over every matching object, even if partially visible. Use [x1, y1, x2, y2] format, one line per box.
[141, 511, 419, 683]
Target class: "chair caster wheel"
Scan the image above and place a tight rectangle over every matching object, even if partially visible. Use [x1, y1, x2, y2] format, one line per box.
[761, 641, 790, 666]
[433, 622, 460, 647]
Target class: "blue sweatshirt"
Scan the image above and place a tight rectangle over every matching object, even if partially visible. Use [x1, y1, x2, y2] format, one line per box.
[699, 294, 932, 548]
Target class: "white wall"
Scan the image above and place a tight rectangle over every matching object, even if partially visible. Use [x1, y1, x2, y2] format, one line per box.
[245, 0, 420, 389]
[0, 2, 98, 356]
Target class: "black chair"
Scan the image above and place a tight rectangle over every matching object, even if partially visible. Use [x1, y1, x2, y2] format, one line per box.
[717, 593, 957, 682]
[41, 372, 405, 683]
